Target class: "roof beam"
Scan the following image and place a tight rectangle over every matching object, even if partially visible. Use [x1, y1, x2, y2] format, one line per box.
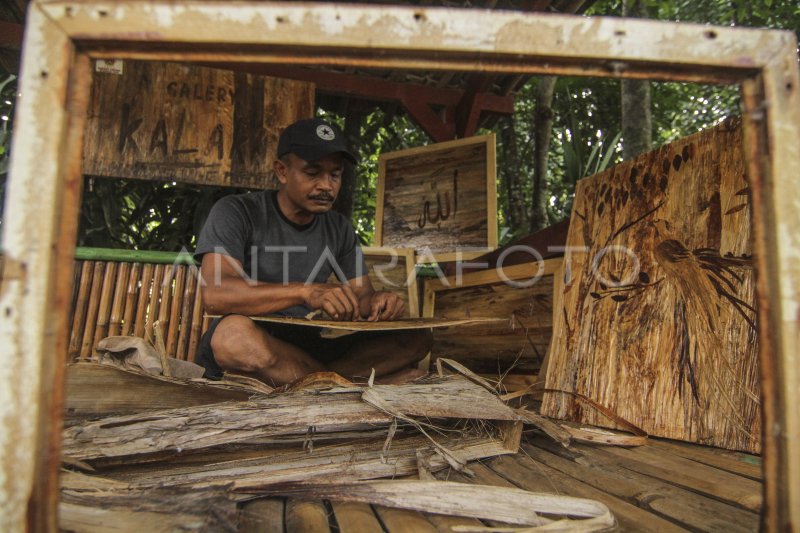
[205, 63, 514, 141]
[455, 75, 495, 138]
[207, 63, 513, 114]
[0, 20, 24, 46]
[402, 95, 455, 142]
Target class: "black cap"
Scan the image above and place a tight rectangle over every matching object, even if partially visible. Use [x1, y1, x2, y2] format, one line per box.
[277, 118, 358, 164]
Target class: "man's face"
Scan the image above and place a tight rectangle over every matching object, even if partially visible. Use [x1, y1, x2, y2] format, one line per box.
[275, 153, 344, 216]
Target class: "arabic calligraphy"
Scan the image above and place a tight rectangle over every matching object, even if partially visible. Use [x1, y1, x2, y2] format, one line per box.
[418, 169, 459, 229]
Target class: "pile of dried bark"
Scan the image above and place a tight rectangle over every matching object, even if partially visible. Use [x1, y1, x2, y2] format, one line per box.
[61, 360, 616, 531]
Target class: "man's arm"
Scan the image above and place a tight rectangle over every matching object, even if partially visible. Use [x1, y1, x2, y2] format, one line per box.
[201, 253, 362, 320]
[347, 275, 406, 321]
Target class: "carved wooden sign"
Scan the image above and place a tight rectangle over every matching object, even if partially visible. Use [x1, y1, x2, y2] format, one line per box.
[541, 119, 760, 453]
[83, 61, 314, 189]
[375, 135, 497, 261]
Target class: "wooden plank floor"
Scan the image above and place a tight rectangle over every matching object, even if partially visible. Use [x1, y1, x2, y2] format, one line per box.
[238, 432, 763, 532]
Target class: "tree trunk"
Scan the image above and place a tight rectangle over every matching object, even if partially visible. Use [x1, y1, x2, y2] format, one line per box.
[333, 108, 365, 221]
[530, 76, 557, 233]
[500, 117, 528, 233]
[620, 0, 652, 159]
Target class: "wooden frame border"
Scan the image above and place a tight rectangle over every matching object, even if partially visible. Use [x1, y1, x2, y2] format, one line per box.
[422, 258, 563, 319]
[0, 2, 798, 530]
[375, 134, 498, 263]
[421, 258, 561, 382]
[362, 246, 420, 318]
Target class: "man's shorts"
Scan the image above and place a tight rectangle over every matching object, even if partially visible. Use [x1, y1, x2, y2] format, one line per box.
[195, 314, 386, 380]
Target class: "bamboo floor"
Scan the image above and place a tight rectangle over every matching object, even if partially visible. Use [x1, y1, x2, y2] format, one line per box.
[238, 431, 762, 532]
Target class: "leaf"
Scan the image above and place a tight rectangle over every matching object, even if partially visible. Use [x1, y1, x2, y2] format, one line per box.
[611, 295, 628, 302]
[585, 140, 602, 174]
[597, 131, 622, 173]
[638, 271, 650, 284]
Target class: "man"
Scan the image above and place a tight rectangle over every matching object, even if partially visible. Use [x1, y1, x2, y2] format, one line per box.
[194, 118, 431, 386]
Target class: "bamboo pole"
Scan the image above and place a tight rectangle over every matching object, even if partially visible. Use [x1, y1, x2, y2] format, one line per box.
[79, 262, 106, 360]
[73, 246, 196, 264]
[187, 277, 205, 363]
[144, 264, 166, 344]
[201, 315, 212, 344]
[152, 265, 173, 348]
[121, 263, 142, 337]
[285, 500, 331, 533]
[133, 263, 155, 339]
[176, 267, 196, 360]
[166, 266, 186, 357]
[68, 261, 94, 361]
[153, 320, 171, 377]
[373, 507, 437, 533]
[239, 498, 285, 533]
[330, 501, 383, 533]
[108, 262, 130, 337]
[66, 261, 83, 343]
[91, 262, 118, 352]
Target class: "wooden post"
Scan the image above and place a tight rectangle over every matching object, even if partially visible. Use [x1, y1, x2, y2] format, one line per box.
[740, 42, 800, 528]
[0, 4, 89, 529]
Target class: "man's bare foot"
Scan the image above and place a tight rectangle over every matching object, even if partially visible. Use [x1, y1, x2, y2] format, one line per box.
[374, 367, 428, 385]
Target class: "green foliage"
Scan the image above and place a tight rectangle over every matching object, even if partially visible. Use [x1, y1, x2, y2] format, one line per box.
[0, 74, 17, 244]
[559, 83, 623, 182]
[78, 177, 240, 251]
[652, 83, 740, 145]
[495, 76, 625, 242]
[321, 108, 429, 245]
[0, 74, 15, 176]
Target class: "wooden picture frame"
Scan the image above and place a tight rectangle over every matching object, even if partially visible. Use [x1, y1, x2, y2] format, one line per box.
[375, 135, 498, 263]
[1, 3, 798, 529]
[422, 258, 561, 381]
[361, 246, 420, 318]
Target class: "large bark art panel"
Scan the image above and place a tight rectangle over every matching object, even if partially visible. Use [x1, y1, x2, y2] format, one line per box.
[542, 119, 759, 453]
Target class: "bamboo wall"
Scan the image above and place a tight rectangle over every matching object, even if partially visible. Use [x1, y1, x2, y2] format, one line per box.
[68, 261, 204, 362]
[541, 119, 759, 453]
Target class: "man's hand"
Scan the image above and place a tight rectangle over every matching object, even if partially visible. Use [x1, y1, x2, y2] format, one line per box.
[367, 291, 406, 321]
[304, 284, 361, 321]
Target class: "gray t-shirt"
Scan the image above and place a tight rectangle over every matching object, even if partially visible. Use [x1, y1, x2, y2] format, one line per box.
[195, 190, 367, 317]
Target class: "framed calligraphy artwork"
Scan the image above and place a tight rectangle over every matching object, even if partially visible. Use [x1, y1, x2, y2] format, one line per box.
[375, 135, 497, 262]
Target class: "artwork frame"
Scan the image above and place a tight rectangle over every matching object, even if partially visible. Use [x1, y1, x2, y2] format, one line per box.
[375, 135, 498, 262]
[1, 2, 798, 528]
